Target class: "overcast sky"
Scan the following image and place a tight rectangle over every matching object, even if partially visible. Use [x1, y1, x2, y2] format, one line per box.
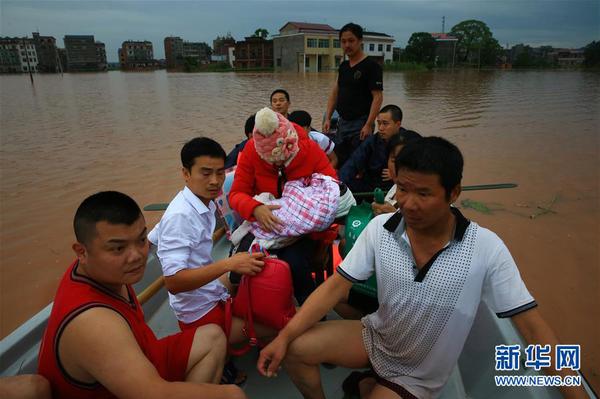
[2, 0, 598, 62]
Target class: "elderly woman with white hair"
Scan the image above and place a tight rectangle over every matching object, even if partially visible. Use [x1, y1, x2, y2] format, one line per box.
[229, 107, 338, 305]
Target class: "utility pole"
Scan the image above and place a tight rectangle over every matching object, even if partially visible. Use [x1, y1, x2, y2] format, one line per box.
[22, 37, 34, 85]
[452, 40, 456, 69]
[442, 16, 445, 34]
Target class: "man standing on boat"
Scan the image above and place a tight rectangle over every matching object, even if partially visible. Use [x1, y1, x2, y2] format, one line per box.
[324, 22, 383, 169]
[37, 191, 246, 399]
[257, 137, 587, 399]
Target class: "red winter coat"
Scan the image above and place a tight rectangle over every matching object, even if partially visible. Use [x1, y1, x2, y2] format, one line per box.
[229, 125, 337, 221]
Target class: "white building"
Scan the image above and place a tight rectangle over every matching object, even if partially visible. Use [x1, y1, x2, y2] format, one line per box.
[362, 31, 394, 64]
[0, 38, 38, 73]
[18, 40, 38, 72]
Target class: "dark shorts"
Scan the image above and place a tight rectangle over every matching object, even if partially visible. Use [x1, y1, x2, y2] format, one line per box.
[374, 373, 418, 399]
[347, 287, 379, 315]
[147, 328, 196, 381]
[178, 302, 226, 332]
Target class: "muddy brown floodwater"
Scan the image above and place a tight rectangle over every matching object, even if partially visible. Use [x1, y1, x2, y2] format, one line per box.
[1, 69, 598, 390]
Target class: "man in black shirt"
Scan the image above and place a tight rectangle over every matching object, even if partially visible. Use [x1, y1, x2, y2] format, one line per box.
[324, 22, 383, 168]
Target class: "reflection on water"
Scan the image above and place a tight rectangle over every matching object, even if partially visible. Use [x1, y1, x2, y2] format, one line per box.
[1, 70, 599, 389]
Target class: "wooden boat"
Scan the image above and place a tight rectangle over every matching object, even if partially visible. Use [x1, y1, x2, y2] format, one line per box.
[0, 227, 596, 398]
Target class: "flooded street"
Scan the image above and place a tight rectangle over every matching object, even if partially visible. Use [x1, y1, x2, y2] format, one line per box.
[1, 69, 598, 388]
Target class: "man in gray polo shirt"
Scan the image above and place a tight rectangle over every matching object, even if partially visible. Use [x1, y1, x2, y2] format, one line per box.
[257, 137, 585, 399]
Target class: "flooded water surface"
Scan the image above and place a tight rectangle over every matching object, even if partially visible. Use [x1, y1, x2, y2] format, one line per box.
[1, 70, 598, 388]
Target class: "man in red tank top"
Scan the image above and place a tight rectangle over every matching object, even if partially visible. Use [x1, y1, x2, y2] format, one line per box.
[37, 191, 246, 399]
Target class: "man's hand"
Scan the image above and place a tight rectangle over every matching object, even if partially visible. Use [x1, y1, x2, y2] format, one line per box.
[257, 335, 289, 377]
[381, 168, 391, 181]
[253, 204, 283, 233]
[227, 252, 265, 276]
[323, 119, 331, 134]
[359, 123, 373, 140]
[372, 202, 396, 216]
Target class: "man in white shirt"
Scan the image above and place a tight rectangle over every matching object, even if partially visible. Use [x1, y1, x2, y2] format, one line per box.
[288, 110, 337, 167]
[257, 137, 586, 399]
[149, 137, 272, 343]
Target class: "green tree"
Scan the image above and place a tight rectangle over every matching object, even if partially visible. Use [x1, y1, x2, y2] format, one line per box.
[253, 28, 269, 39]
[450, 19, 502, 66]
[403, 32, 436, 64]
[584, 41, 600, 67]
[513, 46, 534, 67]
[183, 57, 199, 72]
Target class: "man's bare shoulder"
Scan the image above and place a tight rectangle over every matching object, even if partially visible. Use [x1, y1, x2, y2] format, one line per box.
[58, 306, 140, 385]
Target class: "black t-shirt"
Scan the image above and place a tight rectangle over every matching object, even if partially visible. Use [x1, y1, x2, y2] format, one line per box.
[336, 56, 383, 121]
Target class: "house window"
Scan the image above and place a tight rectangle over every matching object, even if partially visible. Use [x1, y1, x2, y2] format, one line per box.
[369, 44, 374, 51]
[318, 39, 329, 48]
[307, 38, 317, 48]
[333, 39, 340, 48]
[378, 44, 383, 51]
[386, 44, 391, 52]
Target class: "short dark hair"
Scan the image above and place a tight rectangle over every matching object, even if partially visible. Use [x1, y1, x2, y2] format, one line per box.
[395, 137, 463, 200]
[386, 129, 422, 154]
[244, 114, 255, 137]
[379, 104, 403, 123]
[74, 191, 142, 245]
[270, 89, 290, 103]
[339, 23, 363, 40]
[181, 137, 226, 170]
[288, 110, 312, 128]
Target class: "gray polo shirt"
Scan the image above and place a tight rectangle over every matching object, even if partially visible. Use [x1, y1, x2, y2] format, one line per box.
[337, 209, 536, 399]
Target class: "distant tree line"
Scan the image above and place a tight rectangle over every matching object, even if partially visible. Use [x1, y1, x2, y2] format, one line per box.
[584, 41, 600, 67]
[400, 19, 598, 68]
[401, 19, 501, 67]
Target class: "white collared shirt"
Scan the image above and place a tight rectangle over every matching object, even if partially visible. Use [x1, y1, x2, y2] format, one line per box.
[148, 186, 229, 324]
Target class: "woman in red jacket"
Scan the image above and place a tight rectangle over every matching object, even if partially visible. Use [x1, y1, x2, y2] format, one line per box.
[229, 107, 337, 304]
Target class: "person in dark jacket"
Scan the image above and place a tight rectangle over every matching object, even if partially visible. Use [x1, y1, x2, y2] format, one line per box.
[339, 104, 404, 193]
[224, 114, 255, 169]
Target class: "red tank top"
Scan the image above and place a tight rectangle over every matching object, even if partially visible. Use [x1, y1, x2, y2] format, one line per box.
[38, 260, 158, 399]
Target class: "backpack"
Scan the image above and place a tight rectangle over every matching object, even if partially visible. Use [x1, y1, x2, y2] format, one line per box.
[225, 246, 296, 355]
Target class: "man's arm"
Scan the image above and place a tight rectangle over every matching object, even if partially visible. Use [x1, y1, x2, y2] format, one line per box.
[257, 273, 353, 376]
[360, 90, 383, 140]
[59, 307, 245, 399]
[164, 252, 264, 294]
[512, 308, 588, 399]
[323, 83, 339, 133]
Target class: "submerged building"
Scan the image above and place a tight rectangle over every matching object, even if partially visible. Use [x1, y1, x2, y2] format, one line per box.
[64, 35, 107, 72]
